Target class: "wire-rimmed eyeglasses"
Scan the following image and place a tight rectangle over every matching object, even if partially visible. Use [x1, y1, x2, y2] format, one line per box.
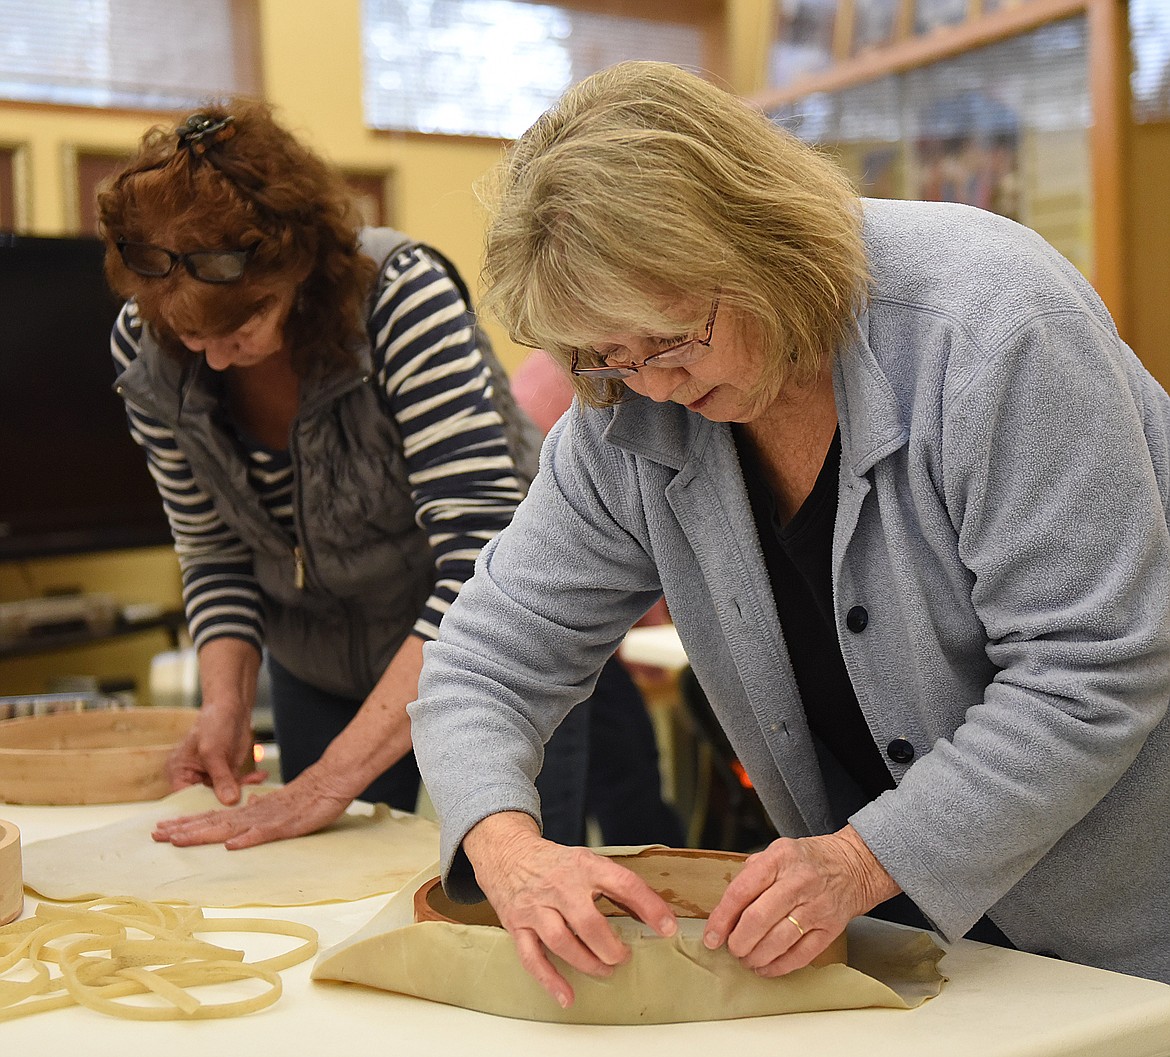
[570, 298, 720, 378]
[116, 239, 255, 284]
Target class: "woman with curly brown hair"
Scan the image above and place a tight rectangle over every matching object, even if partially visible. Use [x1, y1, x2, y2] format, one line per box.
[98, 98, 549, 848]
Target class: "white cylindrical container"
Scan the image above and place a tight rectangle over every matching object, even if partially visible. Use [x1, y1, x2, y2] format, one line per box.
[0, 818, 22, 925]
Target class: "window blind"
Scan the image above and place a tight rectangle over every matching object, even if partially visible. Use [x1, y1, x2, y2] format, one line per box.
[362, 0, 708, 139]
[0, 0, 257, 110]
[1131, 0, 1170, 122]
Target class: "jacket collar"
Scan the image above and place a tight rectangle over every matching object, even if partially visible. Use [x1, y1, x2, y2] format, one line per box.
[605, 391, 708, 471]
[605, 306, 908, 479]
[832, 307, 908, 478]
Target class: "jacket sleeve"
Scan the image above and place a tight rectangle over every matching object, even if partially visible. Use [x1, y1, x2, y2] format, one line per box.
[849, 304, 1170, 941]
[110, 302, 264, 652]
[368, 246, 529, 640]
[409, 407, 665, 899]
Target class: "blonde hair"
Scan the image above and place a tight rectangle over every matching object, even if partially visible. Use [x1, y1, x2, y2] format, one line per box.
[479, 61, 869, 407]
[98, 98, 376, 374]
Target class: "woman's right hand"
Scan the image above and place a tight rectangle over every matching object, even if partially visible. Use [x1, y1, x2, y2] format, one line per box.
[170, 637, 266, 805]
[166, 703, 265, 805]
[463, 812, 678, 1008]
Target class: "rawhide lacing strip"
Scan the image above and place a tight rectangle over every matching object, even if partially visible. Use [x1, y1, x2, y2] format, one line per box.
[0, 895, 317, 1021]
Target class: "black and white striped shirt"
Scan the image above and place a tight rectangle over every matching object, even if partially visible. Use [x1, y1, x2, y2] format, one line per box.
[112, 245, 527, 654]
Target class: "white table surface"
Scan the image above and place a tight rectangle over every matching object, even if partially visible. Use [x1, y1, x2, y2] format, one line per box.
[621, 623, 690, 672]
[2, 800, 1169, 1057]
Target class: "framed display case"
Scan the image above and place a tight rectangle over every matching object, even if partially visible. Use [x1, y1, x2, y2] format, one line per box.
[756, 0, 1127, 340]
[64, 147, 133, 236]
[341, 169, 396, 228]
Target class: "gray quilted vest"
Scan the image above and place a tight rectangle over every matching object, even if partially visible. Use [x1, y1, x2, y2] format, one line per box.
[115, 228, 541, 698]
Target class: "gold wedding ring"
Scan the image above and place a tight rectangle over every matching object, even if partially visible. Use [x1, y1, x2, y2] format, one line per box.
[787, 913, 804, 937]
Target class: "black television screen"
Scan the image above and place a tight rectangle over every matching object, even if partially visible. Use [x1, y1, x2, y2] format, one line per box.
[0, 233, 173, 560]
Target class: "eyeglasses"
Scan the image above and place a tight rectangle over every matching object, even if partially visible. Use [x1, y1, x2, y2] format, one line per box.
[570, 298, 720, 378]
[116, 239, 254, 284]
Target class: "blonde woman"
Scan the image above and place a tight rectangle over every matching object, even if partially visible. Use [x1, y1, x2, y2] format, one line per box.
[409, 61, 1170, 1005]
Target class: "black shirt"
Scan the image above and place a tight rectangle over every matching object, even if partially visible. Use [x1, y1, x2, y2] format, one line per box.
[733, 424, 1016, 949]
[735, 426, 894, 804]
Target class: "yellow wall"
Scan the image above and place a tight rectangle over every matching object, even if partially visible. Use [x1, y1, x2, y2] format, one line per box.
[0, 550, 184, 700]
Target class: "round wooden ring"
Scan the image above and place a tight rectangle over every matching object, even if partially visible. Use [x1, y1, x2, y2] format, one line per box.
[0, 818, 22, 925]
[0, 708, 197, 805]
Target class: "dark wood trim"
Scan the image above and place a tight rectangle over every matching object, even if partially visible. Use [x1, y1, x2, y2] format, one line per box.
[68, 147, 133, 236]
[1086, 0, 1130, 337]
[753, 0, 1088, 109]
[0, 147, 15, 231]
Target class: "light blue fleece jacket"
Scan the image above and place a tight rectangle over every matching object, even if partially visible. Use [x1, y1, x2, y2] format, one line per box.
[410, 198, 1170, 983]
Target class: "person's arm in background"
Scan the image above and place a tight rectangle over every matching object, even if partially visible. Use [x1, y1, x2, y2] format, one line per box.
[154, 245, 530, 848]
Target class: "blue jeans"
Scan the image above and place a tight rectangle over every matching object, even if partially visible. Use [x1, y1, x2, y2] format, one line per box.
[537, 656, 685, 847]
[268, 653, 595, 831]
[268, 655, 421, 811]
[535, 694, 591, 845]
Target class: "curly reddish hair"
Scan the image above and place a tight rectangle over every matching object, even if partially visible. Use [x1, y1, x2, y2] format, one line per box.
[98, 97, 377, 374]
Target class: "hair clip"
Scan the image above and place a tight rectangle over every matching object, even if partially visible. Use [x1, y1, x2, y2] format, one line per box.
[176, 113, 236, 155]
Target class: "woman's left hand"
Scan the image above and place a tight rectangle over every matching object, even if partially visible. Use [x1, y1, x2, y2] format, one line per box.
[153, 636, 426, 850]
[151, 766, 354, 850]
[703, 824, 900, 975]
